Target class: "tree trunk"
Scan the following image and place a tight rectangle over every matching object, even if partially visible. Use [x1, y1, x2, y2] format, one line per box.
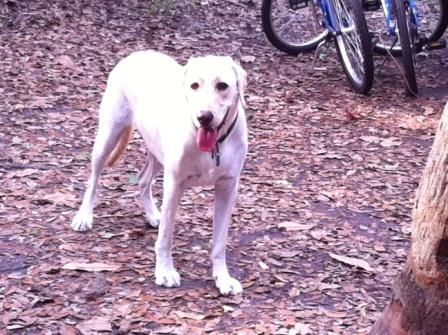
[371, 103, 448, 335]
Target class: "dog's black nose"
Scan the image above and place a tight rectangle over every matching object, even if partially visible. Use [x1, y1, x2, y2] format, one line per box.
[197, 112, 214, 127]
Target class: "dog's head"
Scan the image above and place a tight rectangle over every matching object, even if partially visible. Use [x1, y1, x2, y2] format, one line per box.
[183, 55, 247, 152]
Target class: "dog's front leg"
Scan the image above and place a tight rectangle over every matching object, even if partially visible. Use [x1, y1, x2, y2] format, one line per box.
[154, 176, 182, 288]
[212, 177, 242, 295]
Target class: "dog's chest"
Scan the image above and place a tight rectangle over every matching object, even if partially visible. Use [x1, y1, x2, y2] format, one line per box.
[180, 151, 234, 187]
[174, 126, 246, 188]
[182, 164, 223, 187]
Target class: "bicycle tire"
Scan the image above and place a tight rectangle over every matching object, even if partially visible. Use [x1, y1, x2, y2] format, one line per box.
[373, 0, 448, 56]
[333, 0, 374, 94]
[427, 0, 448, 42]
[395, 0, 418, 95]
[261, 0, 328, 54]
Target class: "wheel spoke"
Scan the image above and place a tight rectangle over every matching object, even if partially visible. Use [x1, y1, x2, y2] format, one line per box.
[261, 0, 328, 53]
[343, 37, 364, 75]
[335, 0, 364, 78]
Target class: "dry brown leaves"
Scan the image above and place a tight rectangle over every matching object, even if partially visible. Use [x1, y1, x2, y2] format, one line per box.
[1, 0, 448, 334]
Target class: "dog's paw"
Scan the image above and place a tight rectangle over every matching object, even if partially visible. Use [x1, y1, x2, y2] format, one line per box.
[155, 266, 181, 288]
[146, 211, 161, 228]
[71, 211, 93, 231]
[215, 275, 243, 295]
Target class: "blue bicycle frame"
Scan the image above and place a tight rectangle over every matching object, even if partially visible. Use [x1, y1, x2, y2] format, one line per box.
[382, 0, 419, 35]
[317, 0, 342, 35]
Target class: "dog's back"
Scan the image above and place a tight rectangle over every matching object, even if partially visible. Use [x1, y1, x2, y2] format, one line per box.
[110, 50, 184, 115]
[102, 51, 189, 164]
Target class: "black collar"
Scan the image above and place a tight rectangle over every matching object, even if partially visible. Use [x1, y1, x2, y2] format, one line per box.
[211, 111, 238, 166]
[217, 109, 238, 144]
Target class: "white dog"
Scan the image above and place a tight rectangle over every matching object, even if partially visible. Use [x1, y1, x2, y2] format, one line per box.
[71, 50, 248, 295]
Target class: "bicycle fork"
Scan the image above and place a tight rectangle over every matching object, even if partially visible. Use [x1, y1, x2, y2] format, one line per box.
[381, 0, 395, 34]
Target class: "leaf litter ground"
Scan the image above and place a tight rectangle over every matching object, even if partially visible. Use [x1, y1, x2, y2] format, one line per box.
[1, 1, 448, 334]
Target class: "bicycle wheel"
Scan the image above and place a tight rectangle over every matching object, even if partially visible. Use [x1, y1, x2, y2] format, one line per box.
[333, 0, 374, 94]
[421, 0, 448, 42]
[261, 0, 328, 54]
[371, 0, 448, 56]
[395, 0, 418, 95]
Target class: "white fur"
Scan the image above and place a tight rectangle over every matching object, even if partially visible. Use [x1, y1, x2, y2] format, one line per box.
[71, 50, 248, 295]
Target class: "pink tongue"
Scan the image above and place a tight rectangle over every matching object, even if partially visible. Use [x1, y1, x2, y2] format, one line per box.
[197, 127, 217, 152]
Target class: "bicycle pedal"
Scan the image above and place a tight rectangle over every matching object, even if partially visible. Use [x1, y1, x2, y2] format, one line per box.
[289, 0, 309, 10]
[423, 39, 447, 51]
[362, 0, 381, 11]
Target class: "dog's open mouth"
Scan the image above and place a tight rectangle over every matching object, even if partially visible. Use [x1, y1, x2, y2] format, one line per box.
[197, 127, 217, 152]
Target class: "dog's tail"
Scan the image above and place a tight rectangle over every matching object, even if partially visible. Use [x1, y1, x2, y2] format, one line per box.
[107, 125, 133, 167]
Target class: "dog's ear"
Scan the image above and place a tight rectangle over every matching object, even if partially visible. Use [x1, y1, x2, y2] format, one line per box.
[229, 59, 247, 108]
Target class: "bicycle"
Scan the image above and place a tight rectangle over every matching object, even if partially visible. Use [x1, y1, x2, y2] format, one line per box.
[364, 0, 448, 95]
[261, 0, 375, 95]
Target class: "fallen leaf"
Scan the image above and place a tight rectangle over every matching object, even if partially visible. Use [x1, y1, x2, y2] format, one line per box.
[328, 253, 374, 272]
[258, 261, 269, 270]
[62, 262, 121, 272]
[77, 316, 112, 334]
[29, 96, 52, 108]
[360, 135, 380, 144]
[223, 305, 235, 312]
[99, 231, 123, 239]
[56, 55, 75, 68]
[278, 222, 316, 231]
[114, 303, 133, 316]
[2, 312, 10, 326]
[318, 283, 340, 291]
[154, 326, 175, 334]
[384, 163, 399, 171]
[317, 194, 330, 202]
[60, 324, 77, 335]
[274, 250, 301, 258]
[380, 137, 402, 147]
[374, 242, 386, 252]
[7, 324, 27, 330]
[241, 55, 256, 63]
[352, 154, 363, 162]
[292, 322, 312, 335]
[231, 310, 243, 318]
[6, 169, 39, 178]
[288, 287, 301, 297]
[173, 311, 205, 320]
[310, 229, 327, 241]
[323, 309, 348, 318]
[423, 106, 435, 116]
[43, 192, 78, 207]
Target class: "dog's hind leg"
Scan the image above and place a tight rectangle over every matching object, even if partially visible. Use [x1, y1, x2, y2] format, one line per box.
[71, 82, 132, 232]
[138, 153, 162, 227]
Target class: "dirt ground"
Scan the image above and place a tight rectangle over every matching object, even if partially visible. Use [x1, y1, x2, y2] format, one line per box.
[1, 0, 448, 334]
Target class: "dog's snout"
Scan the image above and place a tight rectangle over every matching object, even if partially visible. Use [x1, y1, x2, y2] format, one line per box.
[197, 111, 214, 127]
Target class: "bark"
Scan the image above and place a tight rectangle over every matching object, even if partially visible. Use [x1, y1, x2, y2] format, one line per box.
[371, 103, 448, 335]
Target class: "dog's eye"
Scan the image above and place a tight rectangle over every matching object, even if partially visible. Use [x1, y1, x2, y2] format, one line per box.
[216, 82, 229, 91]
[190, 82, 199, 90]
